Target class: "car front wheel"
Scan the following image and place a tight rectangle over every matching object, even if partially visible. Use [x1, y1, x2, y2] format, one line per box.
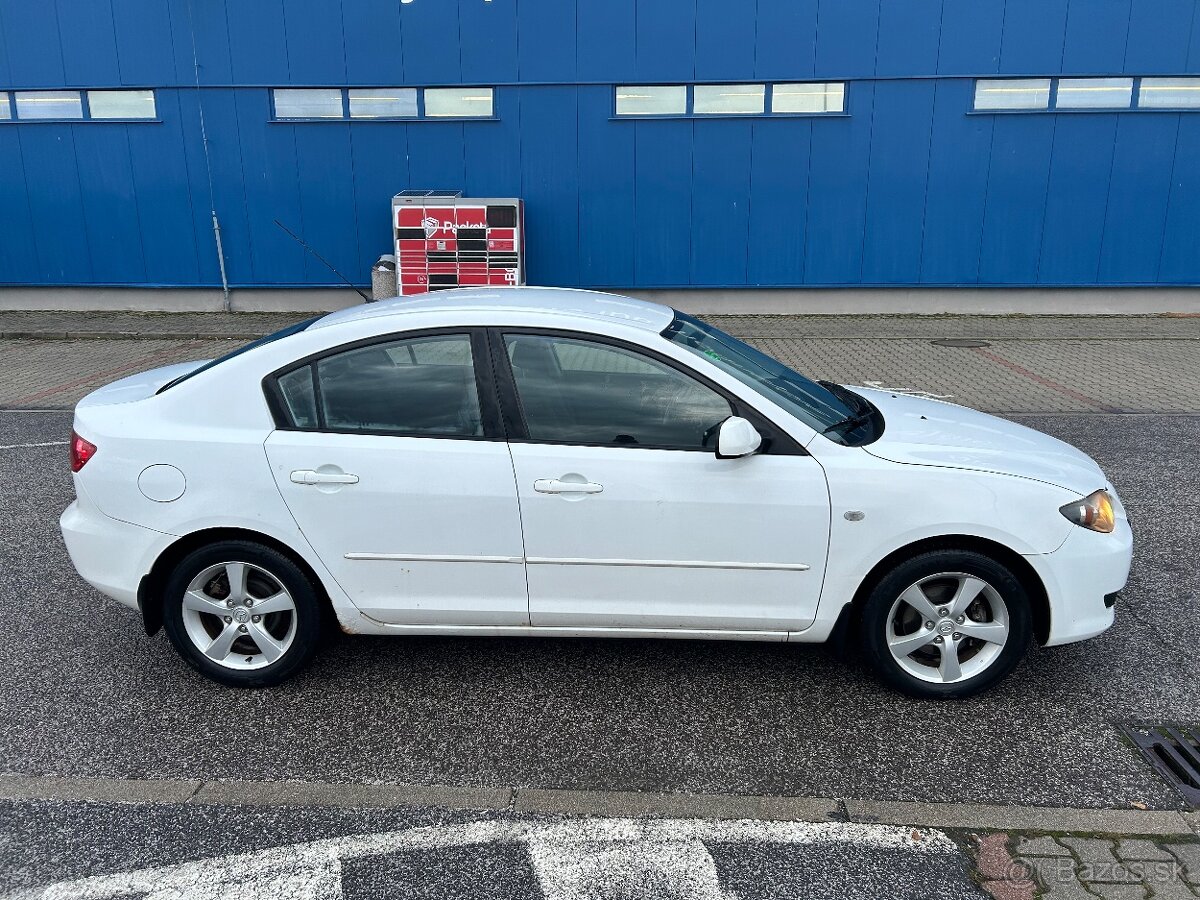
[859, 550, 1033, 699]
[162, 541, 323, 687]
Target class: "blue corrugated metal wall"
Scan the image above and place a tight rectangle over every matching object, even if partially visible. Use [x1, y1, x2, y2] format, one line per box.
[0, 0, 1198, 290]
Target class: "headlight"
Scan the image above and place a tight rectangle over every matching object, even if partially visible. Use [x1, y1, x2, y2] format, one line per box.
[1059, 489, 1116, 533]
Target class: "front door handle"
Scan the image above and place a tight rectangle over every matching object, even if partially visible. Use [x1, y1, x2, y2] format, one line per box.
[534, 478, 603, 495]
[290, 469, 360, 486]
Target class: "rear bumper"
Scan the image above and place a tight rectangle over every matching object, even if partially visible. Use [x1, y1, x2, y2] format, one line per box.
[1025, 518, 1133, 647]
[60, 498, 170, 611]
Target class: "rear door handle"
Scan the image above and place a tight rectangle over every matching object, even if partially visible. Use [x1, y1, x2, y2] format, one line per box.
[534, 478, 603, 495]
[290, 469, 360, 485]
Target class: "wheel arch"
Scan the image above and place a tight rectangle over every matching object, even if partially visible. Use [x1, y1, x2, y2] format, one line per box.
[137, 527, 335, 637]
[847, 534, 1051, 645]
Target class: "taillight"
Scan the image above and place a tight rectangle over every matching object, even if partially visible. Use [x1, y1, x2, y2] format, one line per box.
[70, 430, 96, 473]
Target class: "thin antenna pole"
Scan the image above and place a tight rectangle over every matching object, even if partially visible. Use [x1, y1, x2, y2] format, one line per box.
[274, 220, 373, 303]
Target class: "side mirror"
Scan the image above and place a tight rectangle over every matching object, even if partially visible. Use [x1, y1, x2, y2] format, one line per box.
[716, 416, 762, 459]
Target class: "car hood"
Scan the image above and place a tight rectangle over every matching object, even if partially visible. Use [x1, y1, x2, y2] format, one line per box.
[849, 387, 1107, 495]
[75, 360, 211, 408]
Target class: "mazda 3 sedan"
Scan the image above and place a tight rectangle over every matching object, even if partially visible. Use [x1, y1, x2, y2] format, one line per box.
[61, 288, 1132, 697]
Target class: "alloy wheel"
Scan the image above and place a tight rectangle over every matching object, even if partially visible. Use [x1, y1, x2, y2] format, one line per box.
[180, 561, 298, 671]
[885, 572, 1010, 685]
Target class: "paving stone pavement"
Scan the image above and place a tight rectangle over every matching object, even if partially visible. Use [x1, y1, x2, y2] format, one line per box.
[1, 311, 1198, 412]
[974, 833, 1200, 899]
[3, 310, 1200, 340]
[0, 338, 243, 409]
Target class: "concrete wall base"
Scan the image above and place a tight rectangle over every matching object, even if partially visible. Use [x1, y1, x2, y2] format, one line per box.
[0, 287, 365, 314]
[2, 285, 1199, 316]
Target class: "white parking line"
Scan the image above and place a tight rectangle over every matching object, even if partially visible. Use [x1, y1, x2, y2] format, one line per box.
[0, 441, 69, 450]
[0, 818, 958, 900]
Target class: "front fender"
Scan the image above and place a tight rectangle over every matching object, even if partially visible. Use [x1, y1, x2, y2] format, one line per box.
[804, 452, 1078, 638]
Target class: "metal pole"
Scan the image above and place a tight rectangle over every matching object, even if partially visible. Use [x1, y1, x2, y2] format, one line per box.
[211, 213, 231, 311]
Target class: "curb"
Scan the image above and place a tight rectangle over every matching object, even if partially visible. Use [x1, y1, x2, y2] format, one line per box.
[0, 775, 1194, 836]
[843, 798, 1193, 836]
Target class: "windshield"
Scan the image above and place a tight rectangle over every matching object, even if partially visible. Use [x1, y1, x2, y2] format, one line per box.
[156, 316, 323, 394]
[661, 312, 877, 444]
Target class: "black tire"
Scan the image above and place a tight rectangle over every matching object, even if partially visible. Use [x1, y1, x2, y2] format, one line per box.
[162, 540, 324, 688]
[858, 549, 1033, 699]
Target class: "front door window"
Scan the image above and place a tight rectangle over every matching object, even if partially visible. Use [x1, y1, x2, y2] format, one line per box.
[503, 334, 731, 449]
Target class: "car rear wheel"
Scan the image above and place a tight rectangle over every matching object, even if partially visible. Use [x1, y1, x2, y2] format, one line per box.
[162, 541, 323, 687]
[859, 550, 1033, 699]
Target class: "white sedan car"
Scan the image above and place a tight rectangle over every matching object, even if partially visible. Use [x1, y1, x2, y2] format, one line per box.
[61, 288, 1131, 698]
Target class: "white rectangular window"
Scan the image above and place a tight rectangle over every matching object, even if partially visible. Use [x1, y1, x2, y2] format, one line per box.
[1055, 77, 1133, 109]
[973, 79, 1051, 111]
[423, 87, 493, 118]
[615, 85, 686, 116]
[772, 82, 845, 113]
[349, 88, 417, 118]
[14, 90, 83, 120]
[273, 88, 343, 119]
[87, 90, 156, 119]
[693, 83, 765, 115]
[1138, 77, 1200, 109]
[0, 94, 10, 120]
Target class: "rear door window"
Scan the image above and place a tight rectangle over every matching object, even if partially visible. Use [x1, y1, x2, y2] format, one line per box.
[280, 334, 484, 437]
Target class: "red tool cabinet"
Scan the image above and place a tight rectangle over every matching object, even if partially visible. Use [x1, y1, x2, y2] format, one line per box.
[392, 191, 525, 296]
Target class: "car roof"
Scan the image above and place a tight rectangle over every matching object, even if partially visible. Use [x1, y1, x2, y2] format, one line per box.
[309, 286, 676, 334]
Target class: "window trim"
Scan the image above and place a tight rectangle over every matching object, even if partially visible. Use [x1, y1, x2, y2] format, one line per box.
[271, 86, 498, 123]
[85, 88, 158, 120]
[614, 84, 689, 117]
[968, 75, 1200, 114]
[486, 327, 807, 455]
[347, 87, 420, 120]
[692, 83, 767, 116]
[612, 82, 849, 120]
[971, 77, 1052, 112]
[12, 89, 84, 121]
[2, 88, 161, 124]
[1053, 76, 1134, 110]
[262, 327, 504, 442]
[271, 87, 346, 121]
[422, 86, 495, 119]
[771, 81, 846, 115]
[1135, 76, 1200, 109]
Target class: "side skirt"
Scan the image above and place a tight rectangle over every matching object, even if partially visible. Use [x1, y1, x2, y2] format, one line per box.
[348, 622, 793, 643]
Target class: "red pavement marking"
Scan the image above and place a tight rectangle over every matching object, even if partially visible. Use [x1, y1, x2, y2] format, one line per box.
[974, 833, 1037, 900]
[980, 880, 1037, 900]
[969, 345, 1117, 412]
[8, 340, 207, 407]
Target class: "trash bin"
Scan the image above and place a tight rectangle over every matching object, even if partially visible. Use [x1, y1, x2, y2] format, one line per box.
[371, 255, 396, 301]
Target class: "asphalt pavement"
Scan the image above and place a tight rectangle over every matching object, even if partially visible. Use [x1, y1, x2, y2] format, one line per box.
[0, 799, 991, 899]
[1, 409, 1197, 811]
[3, 313, 1200, 897]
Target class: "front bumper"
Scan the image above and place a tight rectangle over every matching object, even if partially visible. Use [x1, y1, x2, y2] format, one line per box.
[60, 497, 171, 611]
[1024, 516, 1133, 646]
